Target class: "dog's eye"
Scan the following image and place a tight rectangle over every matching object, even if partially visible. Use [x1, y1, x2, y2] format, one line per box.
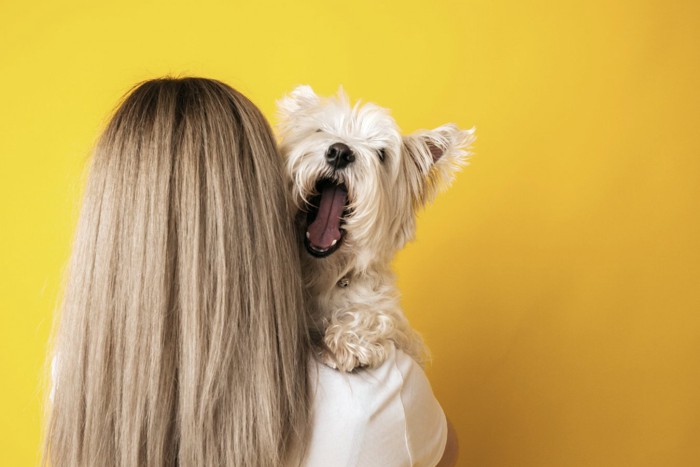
[377, 148, 386, 163]
[315, 128, 323, 133]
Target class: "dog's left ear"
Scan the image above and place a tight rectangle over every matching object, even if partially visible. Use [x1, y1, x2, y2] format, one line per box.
[276, 85, 319, 120]
[402, 124, 476, 204]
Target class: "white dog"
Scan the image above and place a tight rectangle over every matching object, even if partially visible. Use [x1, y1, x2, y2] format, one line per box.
[277, 85, 475, 372]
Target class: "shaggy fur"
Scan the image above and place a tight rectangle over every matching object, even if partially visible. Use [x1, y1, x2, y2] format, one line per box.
[277, 85, 475, 372]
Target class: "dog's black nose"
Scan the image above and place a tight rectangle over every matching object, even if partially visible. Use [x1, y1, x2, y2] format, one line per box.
[326, 142, 355, 169]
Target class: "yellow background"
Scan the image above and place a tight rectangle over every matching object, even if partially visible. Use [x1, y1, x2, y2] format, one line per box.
[1, 0, 699, 465]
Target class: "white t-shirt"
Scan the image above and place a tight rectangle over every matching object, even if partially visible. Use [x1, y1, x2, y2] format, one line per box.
[304, 344, 448, 467]
[50, 345, 448, 466]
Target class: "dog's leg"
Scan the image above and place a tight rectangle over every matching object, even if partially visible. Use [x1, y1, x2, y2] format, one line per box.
[319, 291, 428, 372]
[320, 306, 392, 372]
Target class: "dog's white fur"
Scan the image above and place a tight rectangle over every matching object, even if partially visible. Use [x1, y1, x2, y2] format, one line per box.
[277, 85, 475, 372]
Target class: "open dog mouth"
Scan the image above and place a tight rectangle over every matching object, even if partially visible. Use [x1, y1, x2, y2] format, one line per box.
[303, 179, 348, 258]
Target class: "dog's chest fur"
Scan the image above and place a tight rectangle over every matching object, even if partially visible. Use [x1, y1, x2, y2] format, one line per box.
[300, 246, 427, 371]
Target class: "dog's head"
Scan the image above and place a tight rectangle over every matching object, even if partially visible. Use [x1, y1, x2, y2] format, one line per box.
[277, 85, 475, 269]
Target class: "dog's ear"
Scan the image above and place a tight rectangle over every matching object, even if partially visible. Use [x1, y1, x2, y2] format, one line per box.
[277, 85, 319, 119]
[402, 124, 476, 205]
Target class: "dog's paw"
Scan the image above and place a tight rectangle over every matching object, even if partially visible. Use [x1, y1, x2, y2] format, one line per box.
[316, 347, 340, 370]
[319, 347, 363, 372]
[321, 332, 389, 372]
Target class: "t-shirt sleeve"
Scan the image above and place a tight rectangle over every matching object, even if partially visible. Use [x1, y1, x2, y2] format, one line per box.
[393, 348, 449, 467]
[305, 344, 448, 467]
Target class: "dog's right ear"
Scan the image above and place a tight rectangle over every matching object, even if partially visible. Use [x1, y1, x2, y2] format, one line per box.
[276, 85, 319, 120]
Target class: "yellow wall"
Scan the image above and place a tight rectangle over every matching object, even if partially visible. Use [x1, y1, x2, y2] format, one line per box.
[1, 1, 699, 465]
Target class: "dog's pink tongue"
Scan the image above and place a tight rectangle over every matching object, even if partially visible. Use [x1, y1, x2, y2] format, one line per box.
[308, 185, 347, 250]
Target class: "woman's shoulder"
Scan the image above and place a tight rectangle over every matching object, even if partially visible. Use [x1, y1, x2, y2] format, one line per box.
[304, 344, 448, 467]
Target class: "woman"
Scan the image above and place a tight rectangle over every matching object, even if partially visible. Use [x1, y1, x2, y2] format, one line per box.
[44, 77, 457, 466]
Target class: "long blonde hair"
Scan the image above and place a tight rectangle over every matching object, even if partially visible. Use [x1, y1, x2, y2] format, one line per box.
[43, 77, 311, 466]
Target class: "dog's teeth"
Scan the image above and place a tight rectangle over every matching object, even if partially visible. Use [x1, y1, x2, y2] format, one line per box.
[331, 239, 337, 246]
[306, 232, 310, 239]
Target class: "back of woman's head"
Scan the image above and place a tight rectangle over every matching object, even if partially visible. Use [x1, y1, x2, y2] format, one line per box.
[44, 77, 311, 467]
